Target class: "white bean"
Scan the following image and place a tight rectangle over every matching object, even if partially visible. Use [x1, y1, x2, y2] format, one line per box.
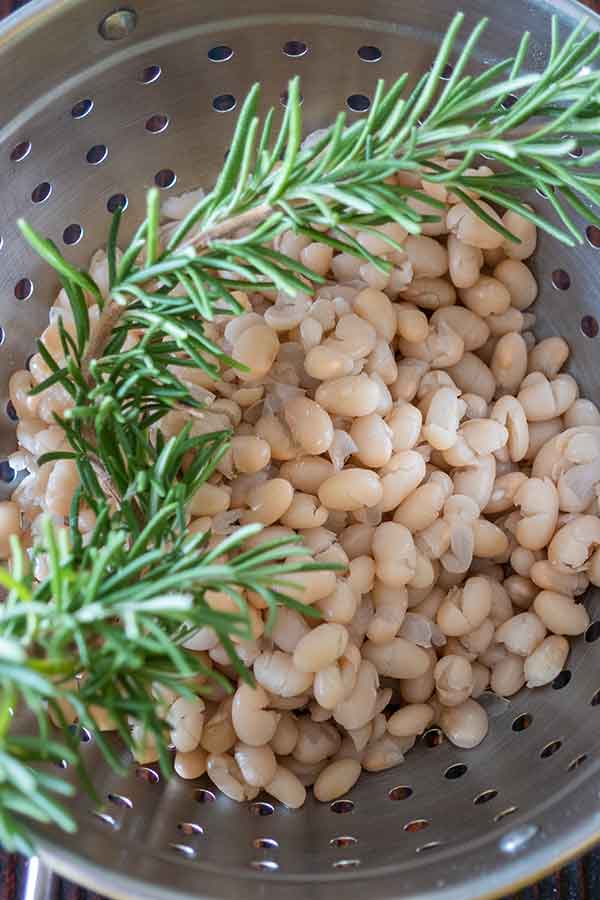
[496, 612, 546, 656]
[493, 259, 538, 310]
[440, 699, 488, 748]
[533, 590, 590, 635]
[524, 635, 570, 687]
[265, 765, 306, 808]
[314, 759, 361, 802]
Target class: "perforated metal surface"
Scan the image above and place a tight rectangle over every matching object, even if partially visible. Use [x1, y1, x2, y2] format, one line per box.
[2, 1, 600, 898]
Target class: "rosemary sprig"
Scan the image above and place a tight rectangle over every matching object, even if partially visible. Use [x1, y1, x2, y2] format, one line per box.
[3, 10, 600, 854]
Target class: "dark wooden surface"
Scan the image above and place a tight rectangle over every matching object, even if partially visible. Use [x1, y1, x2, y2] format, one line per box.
[2, 0, 600, 897]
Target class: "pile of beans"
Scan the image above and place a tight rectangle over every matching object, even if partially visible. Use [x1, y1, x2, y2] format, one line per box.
[5, 168, 600, 809]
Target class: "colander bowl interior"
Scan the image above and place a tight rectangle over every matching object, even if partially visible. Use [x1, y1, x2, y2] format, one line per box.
[2, 1, 600, 898]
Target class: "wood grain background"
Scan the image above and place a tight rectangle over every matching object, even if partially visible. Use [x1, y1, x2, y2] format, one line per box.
[1, 0, 600, 898]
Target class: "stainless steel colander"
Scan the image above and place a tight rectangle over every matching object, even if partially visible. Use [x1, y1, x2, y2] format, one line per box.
[2, 1, 600, 898]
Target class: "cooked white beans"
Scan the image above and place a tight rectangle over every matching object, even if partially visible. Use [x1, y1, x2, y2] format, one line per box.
[175, 748, 207, 780]
[241, 478, 294, 525]
[490, 653, 525, 697]
[313, 758, 361, 801]
[496, 612, 546, 656]
[524, 635, 569, 687]
[265, 765, 306, 808]
[533, 591, 590, 635]
[207, 752, 259, 802]
[284, 397, 334, 455]
[15, 179, 598, 811]
[387, 703, 434, 737]
[440, 699, 489, 748]
[315, 375, 380, 416]
[293, 624, 349, 672]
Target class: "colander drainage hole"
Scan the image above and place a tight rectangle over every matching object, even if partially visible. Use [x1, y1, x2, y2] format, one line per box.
[249, 801, 274, 816]
[586, 621, 600, 642]
[6, 401, 17, 422]
[404, 819, 430, 833]
[31, 182, 51, 204]
[567, 753, 587, 771]
[494, 806, 518, 823]
[169, 843, 196, 859]
[501, 93, 518, 109]
[586, 224, 600, 247]
[330, 799, 354, 814]
[14, 278, 33, 301]
[416, 841, 443, 853]
[71, 99, 94, 119]
[281, 90, 304, 107]
[332, 859, 360, 870]
[440, 64, 453, 80]
[444, 763, 467, 780]
[251, 860, 279, 871]
[552, 669, 571, 689]
[540, 739, 563, 759]
[388, 785, 413, 801]
[107, 792, 133, 809]
[208, 46, 234, 62]
[63, 224, 83, 246]
[0, 460, 16, 484]
[86, 145, 108, 165]
[136, 766, 159, 784]
[155, 169, 177, 189]
[283, 40, 308, 57]
[253, 837, 278, 849]
[512, 713, 532, 732]
[10, 140, 31, 162]
[107, 193, 128, 213]
[212, 94, 236, 113]
[195, 788, 216, 804]
[358, 45, 382, 62]
[139, 64, 162, 84]
[422, 727, 444, 747]
[474, 789, 498, 805]
[330, 836, 357, 847]
[551, 268, 570, 290]
[91, 810, 117, 828]
[347, 94, 370, 112]
[68, 724, 91, 743]
[581, 315, 599, 338]
[98, 8, 138, 41]
[178, 822, 204, 836]
[146, 114, 170, 134]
